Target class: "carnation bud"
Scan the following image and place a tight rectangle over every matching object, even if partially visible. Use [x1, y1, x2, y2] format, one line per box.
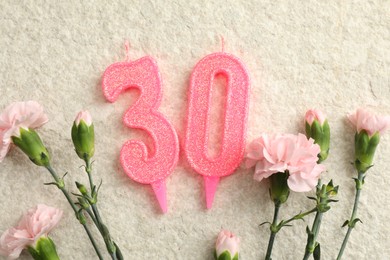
[324, 180, 338, 197]
[354, 130, 380, 173]
[215, 230, 240, 260]
[305, 110, 330, 162]
[11, 128, 50, 167]
[76, 182, 88, 196]
[71, 111, 95, 161]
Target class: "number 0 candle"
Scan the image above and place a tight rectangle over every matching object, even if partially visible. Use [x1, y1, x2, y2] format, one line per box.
[102, 54, 179, 213]
[184, 50, 250, 209]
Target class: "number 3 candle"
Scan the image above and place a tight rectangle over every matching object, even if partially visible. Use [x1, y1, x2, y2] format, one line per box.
[184, 49, 250, 209]
[102, 52, 179, 213]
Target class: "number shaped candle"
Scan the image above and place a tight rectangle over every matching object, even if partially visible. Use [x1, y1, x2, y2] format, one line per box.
[102, 55, 179, 213]
[184, 51, 250, 209]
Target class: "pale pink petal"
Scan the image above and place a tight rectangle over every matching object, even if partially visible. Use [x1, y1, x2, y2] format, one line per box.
[16, 101, 47, 129]
[254, 162, 275, 182]
[348, 108, 390, 136]
[262, 148, 276, 164]
[287, 173, 319, 192]
[1, 101, 48, 129]
[245, 139, 265, 168]
[305, 109, 326, 125]
[244, 158, 257, 169]
[269, 162, 288, 173]
[75, 111, 92, 126]
[246, 138, 265, 159]
[0, 228, 31, 260]
[0, 137, 11, 162]
[254, 171, 274, 182]
[0, 204, 62, 259]
[0, 101, 48, 161]
[245, 133, 323, 192]
[275, 139, 287, 161]
[22, 204, 62, 242]
[216, 230, 239, 258]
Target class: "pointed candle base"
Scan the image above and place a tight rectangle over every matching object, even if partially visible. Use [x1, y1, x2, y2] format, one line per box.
[151, 179, 167, 213]
[204, 176, 220, 209]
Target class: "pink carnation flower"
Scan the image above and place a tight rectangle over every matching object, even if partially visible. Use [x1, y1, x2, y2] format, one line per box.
[0, 101, 48, 162]
[0, 204, 62, 259]
[245, 133, 325, 192]
[215, 230, 240, 259]
[305, 109, 326, 125]
[347, 108, 390, 137]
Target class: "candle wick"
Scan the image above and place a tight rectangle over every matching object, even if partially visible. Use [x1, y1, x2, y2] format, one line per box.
[220, 36, 225, 52]
[124, 40, 131, 61]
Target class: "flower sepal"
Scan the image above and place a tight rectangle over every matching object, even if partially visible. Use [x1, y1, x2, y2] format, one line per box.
[354, 130, 380, 173]
[316, 180, 338, 213]
[11, 128, 50, 167]
[306, 120, 330, 162]
[269, 171, 290, 204]
[214, 250, 239, 260]
[27, 236, 60, 260]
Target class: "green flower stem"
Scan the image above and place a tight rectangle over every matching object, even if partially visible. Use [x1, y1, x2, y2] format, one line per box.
[84, 159, 120, 260]
[84, 207, 99, 226]
[302, 211, 323, 260]
[303, 180, 324, 260]
[45, 166, 103, 260]
[85, 159, 94, 192]
[265, 201, 281, 260]
[282, 208, 317, 226]
[311, 212, 323, 238]
[264, 203, 317, 260]
[337, 171, 364, 260]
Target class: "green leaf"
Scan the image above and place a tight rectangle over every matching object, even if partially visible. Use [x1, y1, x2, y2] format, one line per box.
[313, 243, 321, 260]
[306, 226, 312, 235]
[75, 181, 88, 195]
[329, 185, 339, 196]
[43, 182, 58, 186]
[114, 242, 124, 260]
[342, 220, 349, 227]
[349, 218, 362, 227]
[259, 221, 271, 227]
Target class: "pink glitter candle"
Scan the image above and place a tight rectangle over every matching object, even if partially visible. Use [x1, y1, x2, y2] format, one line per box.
[184, 51, 250, 209]
[102, 55, 179, 213]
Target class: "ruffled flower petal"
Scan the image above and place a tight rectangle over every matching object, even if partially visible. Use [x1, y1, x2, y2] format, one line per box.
[0, 101, 48, 161]
[245, 133, 325, 192]
[348, 108, 390, 136]
[0, 204, 62, 259]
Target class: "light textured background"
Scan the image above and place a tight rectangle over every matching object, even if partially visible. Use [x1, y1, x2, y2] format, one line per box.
[1, 0, 389, 259]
